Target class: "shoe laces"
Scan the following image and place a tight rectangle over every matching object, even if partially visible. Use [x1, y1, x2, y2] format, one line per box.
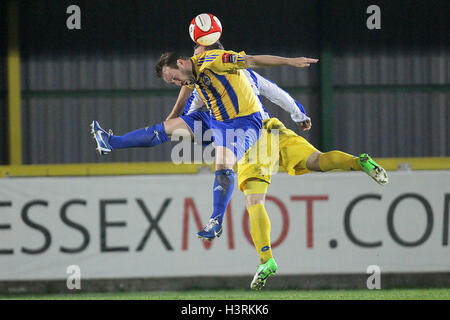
[204, 218, 219, 232]
[360, 155, 369, 162]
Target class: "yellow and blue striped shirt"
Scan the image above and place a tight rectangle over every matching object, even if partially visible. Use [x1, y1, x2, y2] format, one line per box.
[190, 49, 261, 121]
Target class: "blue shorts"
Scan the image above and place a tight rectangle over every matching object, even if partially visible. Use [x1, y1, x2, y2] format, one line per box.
[180, 111, 212, 147]
[181, 112, 262, 161]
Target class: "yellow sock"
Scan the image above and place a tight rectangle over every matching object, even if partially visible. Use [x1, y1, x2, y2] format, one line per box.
[318, 150, 361, 172]
[248, 203, 273, 264]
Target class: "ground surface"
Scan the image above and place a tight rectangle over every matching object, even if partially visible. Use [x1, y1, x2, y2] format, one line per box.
[1, 289, 449, 300]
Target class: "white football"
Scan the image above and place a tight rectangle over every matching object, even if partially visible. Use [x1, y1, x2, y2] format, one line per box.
[189, 13, 223, 46]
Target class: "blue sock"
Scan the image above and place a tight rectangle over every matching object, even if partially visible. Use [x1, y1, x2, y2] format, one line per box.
[109, 123, 169, 149]
[211, 169, 235, 225]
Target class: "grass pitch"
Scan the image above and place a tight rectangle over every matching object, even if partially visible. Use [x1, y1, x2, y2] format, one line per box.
[1, 288, 449, 300]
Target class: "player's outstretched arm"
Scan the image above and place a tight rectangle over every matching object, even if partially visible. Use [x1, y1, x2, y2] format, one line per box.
[165, 85, 194, 120]
[253, 70, 312, 131]
[244, 55, 318, 69]
[255, 71, 307, 120]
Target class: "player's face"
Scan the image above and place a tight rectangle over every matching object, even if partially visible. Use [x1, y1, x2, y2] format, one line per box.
[161, 61, 195, 87]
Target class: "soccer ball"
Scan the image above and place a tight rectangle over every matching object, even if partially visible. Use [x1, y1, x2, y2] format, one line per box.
[189, 13, 222, 46]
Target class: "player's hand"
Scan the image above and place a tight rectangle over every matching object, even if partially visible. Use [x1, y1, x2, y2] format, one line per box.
[299, 117, 312, 131]
[288, 57, 318, 68]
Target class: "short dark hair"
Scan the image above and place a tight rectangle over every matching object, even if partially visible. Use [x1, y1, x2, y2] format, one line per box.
[193, 40, 224, 52]
[155, 52, 189, 78]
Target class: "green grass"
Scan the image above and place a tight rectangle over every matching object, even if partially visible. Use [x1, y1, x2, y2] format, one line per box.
[1, 289, 449, 300]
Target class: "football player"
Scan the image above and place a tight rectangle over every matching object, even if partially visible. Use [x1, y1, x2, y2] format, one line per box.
[91, 42, 388, 290]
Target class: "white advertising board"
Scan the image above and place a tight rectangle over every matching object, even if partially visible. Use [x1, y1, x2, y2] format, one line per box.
[0, 171, 449, 280]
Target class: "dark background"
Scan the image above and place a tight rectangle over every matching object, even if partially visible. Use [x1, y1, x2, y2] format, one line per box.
[0, 0, 448, 164]
[17, 0, 449, 53]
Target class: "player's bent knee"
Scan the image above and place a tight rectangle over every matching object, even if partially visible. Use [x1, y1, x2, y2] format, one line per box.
[246, 194, 266, 209]
[306, 151, 322, 171]
[216, 162, 235, 170]
[163, 118, 191, 137]
[215, 146, 237, 170]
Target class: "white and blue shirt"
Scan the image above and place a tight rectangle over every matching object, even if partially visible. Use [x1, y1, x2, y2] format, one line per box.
[183, 69, 308, 123]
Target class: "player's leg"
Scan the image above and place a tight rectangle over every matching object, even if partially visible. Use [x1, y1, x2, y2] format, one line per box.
[263, 117, 388, 185]
[182, 114, 239, 240]
[306, 150, 360, 171]
[306, 150, 388, 185]
[90, 118, 191, 154]
[237, 128, 278, 290]
[197, 113, 263, 240]
[243, 179, 278, 290]
[245, 182, 272, 265]
[197, 145, 236, 240]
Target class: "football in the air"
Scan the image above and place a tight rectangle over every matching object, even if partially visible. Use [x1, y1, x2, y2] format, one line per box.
[189, 13, 222, 46]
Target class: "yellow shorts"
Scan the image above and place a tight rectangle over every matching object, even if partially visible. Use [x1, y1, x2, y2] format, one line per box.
[238, 118, 318, 192]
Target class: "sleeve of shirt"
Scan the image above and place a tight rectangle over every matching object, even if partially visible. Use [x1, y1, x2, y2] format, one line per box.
[204, 50, 248, 73]
[255, 71, 308, 123]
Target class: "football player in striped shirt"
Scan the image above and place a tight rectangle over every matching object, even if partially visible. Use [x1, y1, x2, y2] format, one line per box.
[153, 48, 317, 241]
[177, 43, 388, 290]
[91, 42, 388, 290]
[93, 47, 317, 242]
